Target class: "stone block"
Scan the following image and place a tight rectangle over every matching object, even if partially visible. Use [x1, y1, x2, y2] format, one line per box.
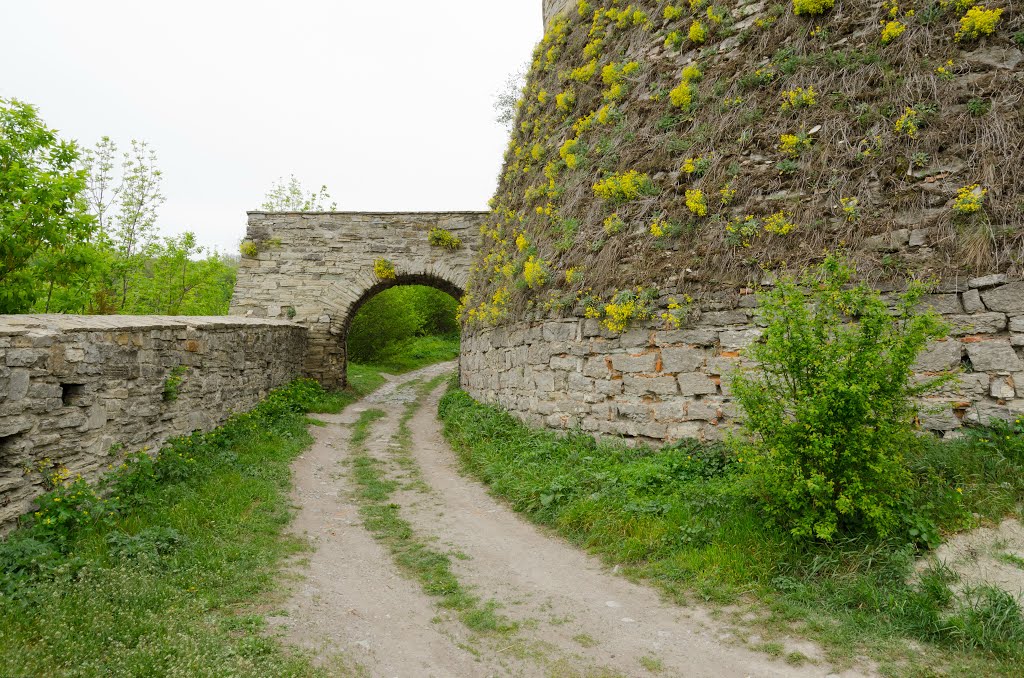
[610, 352, 657, 374]
[583, 357, 610, 379]
[660, 347, 705, 373]
[966, 340, 1023, 373]
[1010, 316, 1024, 333]
[678, 373, 718, 396]
[624, 375, 679, 396]
[918, 294, 963, 315]
[543, 321, 577, 342]
[913, 339, 962, 372]
[654, 328, 719, 346]
[980, 283, 1024, 314]
[961, 289, 985, 314]
[719, 329, 763, 350]
[990, 376, 1016, 400]
[550, 355, 582, 372]
[968, 273, 1007, 289]
[686, 400, 721, 422]
[595, 379, 624, 396]
[917, 402, 961, 431]
[946, 313, 1007, 335]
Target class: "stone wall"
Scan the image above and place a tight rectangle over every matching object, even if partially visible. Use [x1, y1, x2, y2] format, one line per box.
[460, 277, 1023, 444]
[230, 211, 486, 388]
[0, 315, 307, 533]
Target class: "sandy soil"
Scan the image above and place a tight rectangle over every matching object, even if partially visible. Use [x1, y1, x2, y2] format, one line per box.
[923, 518, 1024, 603]
[270, 363, 868, 677]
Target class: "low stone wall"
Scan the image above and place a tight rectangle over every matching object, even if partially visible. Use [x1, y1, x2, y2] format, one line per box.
[0, 315, 307, 533]
[460, 277, 1023, 444]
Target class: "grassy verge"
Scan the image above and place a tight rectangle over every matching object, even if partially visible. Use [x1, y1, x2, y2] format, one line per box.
[0, 377, 379, 677]
[438, 388, 1024, 676]
[350, 334, 459, 375]
[348, 382, 516, 635]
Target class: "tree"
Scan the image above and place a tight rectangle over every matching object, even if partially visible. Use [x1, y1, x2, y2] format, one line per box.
[260, 175, 336, 211]
[0, 98, 95, 313]
[493, 66, 527, 129]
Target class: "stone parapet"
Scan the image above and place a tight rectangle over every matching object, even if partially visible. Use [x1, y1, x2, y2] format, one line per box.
[460, 280, 1024, 445]
[0, 315, 307, 532]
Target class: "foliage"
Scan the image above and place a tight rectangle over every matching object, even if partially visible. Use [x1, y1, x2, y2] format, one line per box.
[792, 0, 835, 15]
[427, 227, 462, 250]
[373, 258, 396, 280]
[347, 284, 459, 365]
[0, 108, 236, 316]
[162, 365, 188, 402]
[732, 255, 948, 542]
[259, 173, 336, 211]
[952, 184, 987, 215]
[955, 5, 1003, 42]
[592, 170, 656, 204]
[0, 98, 95, 313]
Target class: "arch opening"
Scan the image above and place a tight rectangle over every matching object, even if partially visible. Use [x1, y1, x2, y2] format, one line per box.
[340, 273, 464, 383]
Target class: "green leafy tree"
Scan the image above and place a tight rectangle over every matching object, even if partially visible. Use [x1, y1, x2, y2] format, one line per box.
[733, 255, 948, 542]
[260, 174, 336, 211]
[121, 232, 236, 315]
[0, 98, 95, 313]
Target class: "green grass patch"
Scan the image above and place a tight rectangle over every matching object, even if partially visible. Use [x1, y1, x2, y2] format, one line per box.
[348, 398, 516, 636]
[350, 334, 459, 375]
[438, 389, 1024, 675]
[0, 377, 380, 677]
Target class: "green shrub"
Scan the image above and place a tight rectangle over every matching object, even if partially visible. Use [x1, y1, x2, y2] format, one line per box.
[733, 254, 948, 541]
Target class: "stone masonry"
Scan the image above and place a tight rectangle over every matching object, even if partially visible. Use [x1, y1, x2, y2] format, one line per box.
[0, 315, 306, 533]
[230, 211, 486, 388]
[461, 277, 1024, 445]
[543, 0, 573, 24]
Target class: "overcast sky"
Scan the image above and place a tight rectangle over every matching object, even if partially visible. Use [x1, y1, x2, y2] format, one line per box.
[3, 1, 540, 253]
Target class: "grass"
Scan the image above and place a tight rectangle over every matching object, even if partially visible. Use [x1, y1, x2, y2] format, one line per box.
[347, 390, 517, 636]
[438, 389, 1024, 676]
[0, 377, 380, 677]
[350, 334, 459, 375]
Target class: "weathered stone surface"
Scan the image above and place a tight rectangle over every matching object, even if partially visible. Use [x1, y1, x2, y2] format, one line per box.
[660, 347, 705, 373]
[0, 315, 305, 533]
[677, 373, 718, 396]
[719, 328, 762, 350]
[968, 273, 1007, 289]
[980, 283, 1024, 314]
[918, 294, 963, 315]
[624, 375, 678, 396]
[914, 340, 962, 372]
[966, 340, 1023, 373]
[946, 313, 1008, 335]
[610, 352, 657, 374]
[962, 289, 985, 313]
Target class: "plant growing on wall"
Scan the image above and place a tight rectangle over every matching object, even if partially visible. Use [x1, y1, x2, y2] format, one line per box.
[428, 228, 463, 250]
[373, 258, 397, 280]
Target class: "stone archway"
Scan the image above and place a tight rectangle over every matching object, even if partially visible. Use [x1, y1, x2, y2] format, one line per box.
[230, 211, 487, 388]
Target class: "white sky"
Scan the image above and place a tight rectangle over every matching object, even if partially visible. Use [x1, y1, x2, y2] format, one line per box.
[3, 1, 541, 253]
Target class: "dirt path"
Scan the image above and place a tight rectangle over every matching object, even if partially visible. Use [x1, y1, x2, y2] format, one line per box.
[271, 363, 868, 677]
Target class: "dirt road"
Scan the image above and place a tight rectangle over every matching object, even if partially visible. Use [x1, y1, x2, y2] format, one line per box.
[269, 363, 865, 678]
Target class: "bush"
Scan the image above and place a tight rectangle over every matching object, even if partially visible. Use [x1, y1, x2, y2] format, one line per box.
[733, 255, 947, 542]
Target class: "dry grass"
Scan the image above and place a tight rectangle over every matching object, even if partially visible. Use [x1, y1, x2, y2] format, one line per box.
[469, 0, 1024, 318]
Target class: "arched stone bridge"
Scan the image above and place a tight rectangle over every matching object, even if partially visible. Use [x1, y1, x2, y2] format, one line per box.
[229, 211, 487, 388]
